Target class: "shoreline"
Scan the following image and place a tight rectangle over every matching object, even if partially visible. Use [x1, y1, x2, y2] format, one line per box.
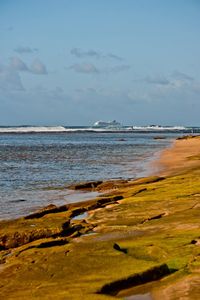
[1, 135, 200, 299]
[154, 135, 200, 176]
[0, 135, 171, 221]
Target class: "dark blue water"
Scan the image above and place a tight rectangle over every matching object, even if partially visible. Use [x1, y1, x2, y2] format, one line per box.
[0, 131, 185, 219]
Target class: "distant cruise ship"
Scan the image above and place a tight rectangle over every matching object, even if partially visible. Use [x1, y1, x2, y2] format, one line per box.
[93, 120, 121, 128]
[93, 120, 122, 128]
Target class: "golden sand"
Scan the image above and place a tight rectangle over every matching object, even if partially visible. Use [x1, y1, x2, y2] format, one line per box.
[155, 136, 200, 176]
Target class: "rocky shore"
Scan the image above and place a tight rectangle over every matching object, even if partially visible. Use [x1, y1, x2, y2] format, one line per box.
[1, 136, 200, 299]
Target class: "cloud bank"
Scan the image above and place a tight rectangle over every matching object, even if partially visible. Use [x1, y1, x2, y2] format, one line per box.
[137, 71, 194, 87]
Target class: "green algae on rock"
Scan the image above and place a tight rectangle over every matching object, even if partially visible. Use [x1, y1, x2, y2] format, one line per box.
[1, 137, 200, 299]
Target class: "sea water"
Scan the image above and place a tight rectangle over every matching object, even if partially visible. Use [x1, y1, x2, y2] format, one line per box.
[0, 126, 196, 219]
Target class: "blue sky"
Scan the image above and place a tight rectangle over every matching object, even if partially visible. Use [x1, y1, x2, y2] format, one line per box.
[0, 0, 200, 126]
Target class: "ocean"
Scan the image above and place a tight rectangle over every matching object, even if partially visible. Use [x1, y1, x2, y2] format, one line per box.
[0, 125, 197, 220]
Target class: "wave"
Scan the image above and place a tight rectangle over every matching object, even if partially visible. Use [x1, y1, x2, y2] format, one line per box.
[131, 125, 186, 131]
[0, 126, 68, 133]
[0, 126, 122, 133]
[0, 125, 190, 133]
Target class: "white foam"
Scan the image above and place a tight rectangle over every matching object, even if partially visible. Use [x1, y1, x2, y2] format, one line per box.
[0, 126, 68, 133]
[131, 126, 186, 131]
[0, 126, 127, 133]
[0, 125, 187, 133]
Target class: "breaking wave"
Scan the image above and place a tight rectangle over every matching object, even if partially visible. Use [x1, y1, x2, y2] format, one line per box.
[0, 125, 192, 134]
[0, 126, 68, 133]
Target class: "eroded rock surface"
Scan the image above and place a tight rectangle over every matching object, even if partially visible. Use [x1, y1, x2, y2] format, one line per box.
[1, 143, 200, 299]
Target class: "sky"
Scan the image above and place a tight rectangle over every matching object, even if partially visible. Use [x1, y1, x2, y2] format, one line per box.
[0, 0, 200, 126]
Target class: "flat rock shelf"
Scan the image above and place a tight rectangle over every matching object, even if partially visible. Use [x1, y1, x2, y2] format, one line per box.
[1, 136, 200, 299]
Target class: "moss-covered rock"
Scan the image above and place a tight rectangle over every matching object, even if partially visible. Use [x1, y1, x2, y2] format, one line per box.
[1, 143, 200, 298]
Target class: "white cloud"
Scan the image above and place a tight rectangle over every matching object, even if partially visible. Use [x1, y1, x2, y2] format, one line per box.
[144, 75, 170, 85]
[29, 59, 47, 74]
[136, 71, 194, 89]
[75, 87, 98, 94]
[70, 48, 123, 61]
[0, 56, 47, 92]
[107, 53, 123, 61]
[71, 48, 100, 59]
[69, 63, 130, 75]
[14, 46, 38, 54]
[134, 71, 199, 103]
[0, 65, 24, 91]
[108, 65, 131, 73]
[9, 57, 47, 75]
[10, 57, 29, 71]
[171, 71, 194, 81]
[69, 63, 99, 74]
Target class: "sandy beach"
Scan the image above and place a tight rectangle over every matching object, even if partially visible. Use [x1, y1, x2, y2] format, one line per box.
[156, 135, 200, 176]
[1, 136, 200, 299]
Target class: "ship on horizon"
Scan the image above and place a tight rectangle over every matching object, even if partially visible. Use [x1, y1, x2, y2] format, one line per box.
[93, 120, 122, 128]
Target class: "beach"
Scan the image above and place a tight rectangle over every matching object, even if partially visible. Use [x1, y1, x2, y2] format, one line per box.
[155, 135, 200, 176]
[1, 135, 200, 299]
